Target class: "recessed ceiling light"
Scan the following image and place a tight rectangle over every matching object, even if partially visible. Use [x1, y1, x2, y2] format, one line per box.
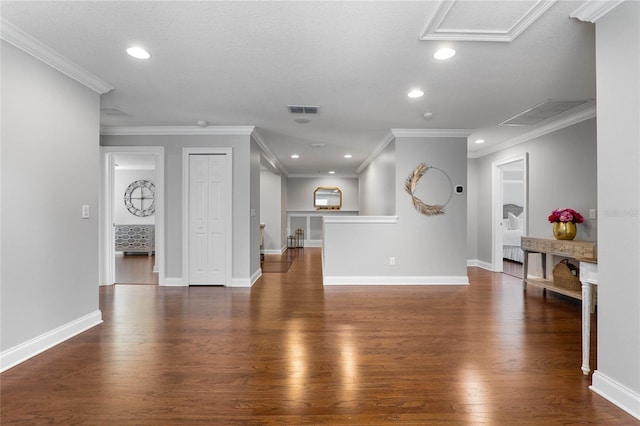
[344, 154, 352, 159]
[475, 139, 485, 144]
[434, 48, 456, 60]
[408, 89, 424, 98]
[294, 118, 311, 124]
[328, 171, 336, 175]
[291, 154, 300, 159]
[423, 112, 434, 118]
[126, 46, 151, 59]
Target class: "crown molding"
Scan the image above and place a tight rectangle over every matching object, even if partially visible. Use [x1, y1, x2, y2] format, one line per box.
[356, 131, 395, 174]
[468, 106, 596, 159]
[251, 130, 289, 176]
[570, 0, 624, 23]
[390, 128, 472, 138]
[420, 0, 556, 42]
[100, 126, 255, 136]
[1, 18, 113, 94]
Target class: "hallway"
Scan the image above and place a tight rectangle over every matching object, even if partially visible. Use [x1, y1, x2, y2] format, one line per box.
[1, 248, 635, 424]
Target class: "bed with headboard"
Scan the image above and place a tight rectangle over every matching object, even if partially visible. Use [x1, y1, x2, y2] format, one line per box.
[503, 203, 524, 263]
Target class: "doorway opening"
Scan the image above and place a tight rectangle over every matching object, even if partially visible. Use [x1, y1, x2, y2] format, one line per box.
[100, 147, 165, 286]
[492, 154, 528, 278]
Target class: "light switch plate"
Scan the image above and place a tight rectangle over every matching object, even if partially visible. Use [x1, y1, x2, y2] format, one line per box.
[82, 205, 90, 219]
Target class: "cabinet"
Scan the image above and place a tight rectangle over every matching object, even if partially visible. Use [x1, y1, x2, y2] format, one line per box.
[115, 224, 155, 255]
[521, 236, 596, 299]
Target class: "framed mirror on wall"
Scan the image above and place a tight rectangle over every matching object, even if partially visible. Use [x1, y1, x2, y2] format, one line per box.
[314, 187, 342, 210]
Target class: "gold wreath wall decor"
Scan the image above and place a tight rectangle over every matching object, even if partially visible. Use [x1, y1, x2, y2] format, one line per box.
[404, 163, 453, 216]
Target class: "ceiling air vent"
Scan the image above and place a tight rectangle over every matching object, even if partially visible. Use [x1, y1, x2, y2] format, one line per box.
[499, 100, 590, 126]
[287, 105, 319, 114]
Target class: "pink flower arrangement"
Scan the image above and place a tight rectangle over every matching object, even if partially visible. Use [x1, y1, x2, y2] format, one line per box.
[548, 208, 584, 224]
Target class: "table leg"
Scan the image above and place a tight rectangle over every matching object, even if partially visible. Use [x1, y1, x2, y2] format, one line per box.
[581, 281, 592, 375]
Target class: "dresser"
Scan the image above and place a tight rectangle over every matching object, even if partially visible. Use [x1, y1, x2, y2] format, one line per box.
[521, 236, 598, 374]
[115, 224, 155, 255]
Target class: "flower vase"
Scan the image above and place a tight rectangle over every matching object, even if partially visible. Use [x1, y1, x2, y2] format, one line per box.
[553, 222, 577, 240]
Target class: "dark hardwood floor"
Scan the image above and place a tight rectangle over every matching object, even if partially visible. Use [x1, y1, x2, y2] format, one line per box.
[115, 252, 158, 285]
[1, 248, 637, 424]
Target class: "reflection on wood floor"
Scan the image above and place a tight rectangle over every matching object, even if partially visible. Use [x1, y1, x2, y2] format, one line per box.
[2, 248, 634, 424]
[503, 259, 524, 279]
[115, 252, 158, 285]
[261, 248, 298, 273]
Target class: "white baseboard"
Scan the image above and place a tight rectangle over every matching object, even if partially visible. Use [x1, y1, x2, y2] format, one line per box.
[305, 240, 323, 247]
[0, 310, 103, 373]
[263, 245, 287, 255]
[467, 259, 494, 271]
[229, 269, 262, 287]
[591, 371, 640, 420]
[323, 275, 469, 285]
[162, 277, 186, 287]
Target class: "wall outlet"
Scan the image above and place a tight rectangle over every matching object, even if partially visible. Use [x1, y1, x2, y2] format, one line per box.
[589, 209, 596, 219]
[389, 257, 396, 266]
[82, 205, 90, 219]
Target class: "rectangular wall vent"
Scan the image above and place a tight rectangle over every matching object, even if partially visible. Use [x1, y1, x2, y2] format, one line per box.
[287, 105, 319, 114]
[499, 100, 589, 126]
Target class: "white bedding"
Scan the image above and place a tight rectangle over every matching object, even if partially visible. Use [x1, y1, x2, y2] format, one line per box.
[503, 229, 524, 263]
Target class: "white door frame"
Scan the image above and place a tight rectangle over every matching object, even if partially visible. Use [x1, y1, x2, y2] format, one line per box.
[100, 146, 165, 285]
[182, 147, 233, 286]
[491, 153, 528, 272]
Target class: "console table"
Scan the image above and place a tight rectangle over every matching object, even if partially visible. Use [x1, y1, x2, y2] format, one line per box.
[521, 237, 598, 375]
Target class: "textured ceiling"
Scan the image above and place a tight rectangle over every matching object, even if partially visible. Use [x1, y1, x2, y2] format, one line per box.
[1, 1, 595, 175]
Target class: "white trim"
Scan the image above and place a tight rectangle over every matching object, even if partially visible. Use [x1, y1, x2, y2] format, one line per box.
[570, 0, 624, 23]
[0, 18, 113, 94]
[304, 240, 323, 248]
[591, 371, 640, 420]
[357, 131, 395, 174]
[101, 126, 254, 136]
[229, 269, 261, 287]
[252, 131, 288, 176]
[469, 106, 596, 158]
[391, 128, 473, 138]
[163, 277, 187, 287]
[0, 310, 102, 373]
[263, 247, 287, 255]
[323, 215, 399, 224]
[287, 173, 359, 179]
[467, 259, 494, 271]
[100, 147, 165, 286]
[420, 0, 556, 42]
[182, 147, 233, 287]
[323, 276, 469, 285]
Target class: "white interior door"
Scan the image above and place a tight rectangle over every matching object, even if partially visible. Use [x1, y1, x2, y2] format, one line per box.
[189, 154, 227, 285]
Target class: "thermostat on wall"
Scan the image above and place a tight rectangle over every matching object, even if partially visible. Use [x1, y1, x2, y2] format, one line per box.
[455, 185, 464, 194]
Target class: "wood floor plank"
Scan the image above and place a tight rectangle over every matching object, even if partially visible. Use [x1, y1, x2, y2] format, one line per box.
[1, 248, 637, 424]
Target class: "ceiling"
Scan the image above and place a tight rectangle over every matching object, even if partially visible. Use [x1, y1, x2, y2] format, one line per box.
[1, 1, 596, 176]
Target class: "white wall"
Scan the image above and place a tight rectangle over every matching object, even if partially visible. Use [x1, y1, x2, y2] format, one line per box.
[101, 133, 255, 285]
[287, 177, 359, 212]
[260, 170, 284, 252]
[467, 158, 479, 261]
[359, 140, 396, 216]
[474, 119, 598, 265]
[114, 169, 156, 225]
[1, 42, 102, 361]
[591, 1, 640, 417]
[249, 138, 261, 281]
[324, 135, 468, 283]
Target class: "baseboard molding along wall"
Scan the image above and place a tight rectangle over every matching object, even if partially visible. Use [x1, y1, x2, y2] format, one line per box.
[0, 310, 103, 373]
[591, 371, 640, 420]
[229, 269, 262, 287]
[263, 246, 287, 255]
[323, 276, 469, 286]
[162, 277, 186, 287]
[467, 259, 494, 271]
